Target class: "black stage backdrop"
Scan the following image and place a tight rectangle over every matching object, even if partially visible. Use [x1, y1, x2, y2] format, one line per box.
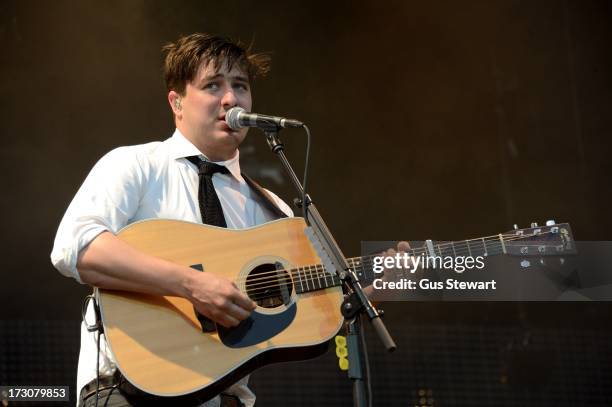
[1, 1, 611, 406]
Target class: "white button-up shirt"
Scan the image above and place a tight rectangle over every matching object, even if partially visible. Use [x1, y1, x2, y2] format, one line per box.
[51, 129, 292, 406]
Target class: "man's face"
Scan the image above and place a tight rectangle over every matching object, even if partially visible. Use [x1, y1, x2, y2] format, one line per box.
[175, 60, 252, 161]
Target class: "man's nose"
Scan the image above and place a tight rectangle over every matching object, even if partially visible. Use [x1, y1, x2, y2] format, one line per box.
[221, 88, 238, 108]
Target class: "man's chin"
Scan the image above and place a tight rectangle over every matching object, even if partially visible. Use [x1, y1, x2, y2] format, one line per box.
[211, 131, 246, 154]
[219, 130, 247, 145]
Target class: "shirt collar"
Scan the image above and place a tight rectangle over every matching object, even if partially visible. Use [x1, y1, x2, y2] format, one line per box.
[166, 128, 243, 181]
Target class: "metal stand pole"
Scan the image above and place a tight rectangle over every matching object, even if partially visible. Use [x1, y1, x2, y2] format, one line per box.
[263, 129, 397, 407]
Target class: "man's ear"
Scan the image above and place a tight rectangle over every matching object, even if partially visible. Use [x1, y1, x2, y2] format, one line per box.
[168, 91, 182, 115]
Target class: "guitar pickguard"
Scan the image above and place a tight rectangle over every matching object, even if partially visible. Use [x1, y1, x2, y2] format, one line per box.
[217, 303, 297, 348]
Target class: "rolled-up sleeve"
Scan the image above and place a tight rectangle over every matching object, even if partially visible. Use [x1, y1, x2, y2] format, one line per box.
[51, 147, 145, 283]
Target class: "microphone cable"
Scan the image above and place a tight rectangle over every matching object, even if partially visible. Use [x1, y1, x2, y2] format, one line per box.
[301, 125, 312, 222]
[82, 294, 103, 407]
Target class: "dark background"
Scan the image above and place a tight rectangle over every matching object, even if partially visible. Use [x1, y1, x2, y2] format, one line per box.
[1, 0, 611, 406]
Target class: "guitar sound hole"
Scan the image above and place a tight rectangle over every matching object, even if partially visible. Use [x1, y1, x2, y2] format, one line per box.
[245, 263, 293, 309]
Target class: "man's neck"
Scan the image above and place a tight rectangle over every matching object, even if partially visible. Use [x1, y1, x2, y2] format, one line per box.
[177, 127, 238, 162]
[197, 146, 238, 163]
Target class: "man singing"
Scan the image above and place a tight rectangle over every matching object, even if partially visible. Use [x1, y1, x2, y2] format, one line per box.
[51, 33, 292, 407]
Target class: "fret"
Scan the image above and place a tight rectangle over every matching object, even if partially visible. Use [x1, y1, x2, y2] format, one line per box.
[471, 239, 494, 257]
[359, 258, 366, 282]
[310, 265, 317, 289]
[298, 266, 305, 292]
[438, 243, 452, 258]
[304, 266, 310, 291]
[499, 234, 507, 254]
[481, 237, 488, 256]
[362, 256, 374, 283]
[296, 267, 304, 293]
[425, 239, 436, 257]
[457, 240, 472, 256]
[347, 257, 354, 278]
[360, 257, 374, 282]
[353, 257, 363, 282]
[485, 239, 501, 257]
[448, 243, 457, 258]
[446, 244, 454, 258]
[319, 265, 327, 288]
[310, 264, 317, 289]
[348, 256, 366, 284]
[459, 240, 471, 256]
[315, 264, 321, 289]
[472, 239, 487, 257]
[322, 264, 330, 288]
[294, 268, 302, 294]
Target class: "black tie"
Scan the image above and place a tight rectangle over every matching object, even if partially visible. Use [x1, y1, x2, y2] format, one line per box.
[186, 156, 230, 228]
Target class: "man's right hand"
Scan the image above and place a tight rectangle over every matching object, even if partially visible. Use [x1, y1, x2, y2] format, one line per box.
[184, 271, 257, 328]
[77, 231, 256, 329]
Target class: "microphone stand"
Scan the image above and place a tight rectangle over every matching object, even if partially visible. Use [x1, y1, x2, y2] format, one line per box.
[262, 128, 397, 407]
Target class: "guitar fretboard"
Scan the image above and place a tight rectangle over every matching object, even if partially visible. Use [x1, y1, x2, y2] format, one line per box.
[289, 227, 568, 294]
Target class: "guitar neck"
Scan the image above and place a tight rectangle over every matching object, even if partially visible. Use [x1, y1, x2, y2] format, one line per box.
[291, 234, 510, 294]
[289, 221, 574, 295]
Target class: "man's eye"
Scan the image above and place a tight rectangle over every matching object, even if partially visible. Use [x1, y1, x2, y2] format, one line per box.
[204, 83, 220, 90]
[234, 83, 249, 91]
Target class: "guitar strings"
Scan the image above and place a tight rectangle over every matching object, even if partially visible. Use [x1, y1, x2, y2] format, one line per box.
[232, 229, 569, 299]
[244, 243, 564, 302]
[234, 229, 565, 286]
[236, 229, 565, 291]
[241, 247, 553, 298]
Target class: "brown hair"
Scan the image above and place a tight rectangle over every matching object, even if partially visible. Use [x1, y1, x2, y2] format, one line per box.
[162, 33, 270, 95]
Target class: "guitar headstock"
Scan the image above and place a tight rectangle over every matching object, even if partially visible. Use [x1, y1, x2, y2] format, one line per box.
[503, 220, 576, 257]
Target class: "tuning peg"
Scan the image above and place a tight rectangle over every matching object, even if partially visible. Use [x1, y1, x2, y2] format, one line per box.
[531, 222, 538, 227]
[546, 220, 556, 226]
[513, 224, 519, 230]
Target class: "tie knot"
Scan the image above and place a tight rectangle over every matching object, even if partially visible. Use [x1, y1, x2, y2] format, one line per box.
[199, 160, 229, 177]
[187, 156, 230, 177]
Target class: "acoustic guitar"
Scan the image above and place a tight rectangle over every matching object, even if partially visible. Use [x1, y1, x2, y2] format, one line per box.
[96, 217, 574, 400]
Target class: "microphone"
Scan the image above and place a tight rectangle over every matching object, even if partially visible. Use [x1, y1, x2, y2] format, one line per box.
[226, 107, 304, 130]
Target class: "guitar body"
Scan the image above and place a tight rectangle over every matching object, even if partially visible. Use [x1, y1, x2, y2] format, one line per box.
[97, 217, 344, 400]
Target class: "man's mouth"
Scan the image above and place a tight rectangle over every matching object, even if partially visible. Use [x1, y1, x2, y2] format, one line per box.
[219, 121, 235, 132]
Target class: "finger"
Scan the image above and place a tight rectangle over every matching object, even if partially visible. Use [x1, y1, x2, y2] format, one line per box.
[195, 306, 240, 328]
[397, 241, 411, 252]
[216, 313, 241, 328]
[230, 289, 257, 311]
[383, 266, 400, 280]
[385, 248, 396, 256]
[225, 301, 252, 321]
